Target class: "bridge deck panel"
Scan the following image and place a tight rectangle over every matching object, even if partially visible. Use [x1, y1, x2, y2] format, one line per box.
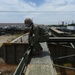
[25, 43, 57, 75]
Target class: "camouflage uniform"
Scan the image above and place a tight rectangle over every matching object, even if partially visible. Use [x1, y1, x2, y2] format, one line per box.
[24, 18, 49, 52]
[29, 25, 49, 51]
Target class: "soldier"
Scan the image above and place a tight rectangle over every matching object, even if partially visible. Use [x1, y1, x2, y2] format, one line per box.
[24, 18, 49, 54]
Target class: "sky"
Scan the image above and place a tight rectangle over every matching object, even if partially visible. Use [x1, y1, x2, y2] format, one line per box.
[0, 0, 75, 25]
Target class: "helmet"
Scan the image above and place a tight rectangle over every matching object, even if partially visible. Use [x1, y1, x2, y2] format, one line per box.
[24, 18, 32, 25]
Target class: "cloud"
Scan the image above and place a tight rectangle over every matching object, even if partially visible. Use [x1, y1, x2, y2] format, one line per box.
[0, 0, 75, 24]
[0, 0, 75, 11]
[0, 0, 36, 11]
[39, 0, 75, 11]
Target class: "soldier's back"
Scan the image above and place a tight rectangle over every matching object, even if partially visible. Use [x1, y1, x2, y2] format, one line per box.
[33, 25, 49, 42]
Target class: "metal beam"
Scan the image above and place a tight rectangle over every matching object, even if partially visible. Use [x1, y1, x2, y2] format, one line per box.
[48, 37, 75, 42]
[53, 54, 75, 60]
[54, 64, 75, 70]
[13, 47, 31, 75]
[70, 43, 75, 48]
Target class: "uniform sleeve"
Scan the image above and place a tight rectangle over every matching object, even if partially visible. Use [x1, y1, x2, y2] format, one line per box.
[27, 26, 33, 44]
[31, 27, 40, 44]
[34, 27, 40, 40]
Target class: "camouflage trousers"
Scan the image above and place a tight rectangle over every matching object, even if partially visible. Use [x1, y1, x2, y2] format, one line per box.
[33, 42, 43, 51]
[31, 36, 48, 51]
[28, 39, 43, 51]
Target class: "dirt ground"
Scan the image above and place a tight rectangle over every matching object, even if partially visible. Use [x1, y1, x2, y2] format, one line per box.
[0, 58, 17, 75]
[0, 35, 21, 75]
[0, 34, 21, 47]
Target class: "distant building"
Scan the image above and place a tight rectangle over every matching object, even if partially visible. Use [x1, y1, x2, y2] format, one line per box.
[62, 21, 64, 25]
[67, 23, 75, 30]
[0, 23, 25, 28]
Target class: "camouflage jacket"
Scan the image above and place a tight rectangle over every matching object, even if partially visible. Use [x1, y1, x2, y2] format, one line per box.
[28, 25, 49, 44]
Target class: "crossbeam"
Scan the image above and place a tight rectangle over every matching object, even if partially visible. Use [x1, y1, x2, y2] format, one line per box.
[53, 54, 75, 60]
[48, 37, 75, 42]
[54, 64, 75, 70]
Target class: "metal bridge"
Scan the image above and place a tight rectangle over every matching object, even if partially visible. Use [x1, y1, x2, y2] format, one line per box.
[12, 42, 57, 75]
[0, 29, 75, 75]
[49, 27, 68, 37]
[11, 37, 75, 75]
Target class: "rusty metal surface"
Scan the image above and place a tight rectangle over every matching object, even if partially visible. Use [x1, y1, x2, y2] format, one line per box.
[48, 37, 75, 42]
[30, 51, 51, 64]
[26, 64, 56, 75]
[25, 43, 57, 75]
[30, 43, 52, 64]
[2, 43, 29, 64]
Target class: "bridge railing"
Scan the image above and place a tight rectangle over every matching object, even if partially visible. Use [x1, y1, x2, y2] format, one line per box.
[13, 47, 31, 75]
